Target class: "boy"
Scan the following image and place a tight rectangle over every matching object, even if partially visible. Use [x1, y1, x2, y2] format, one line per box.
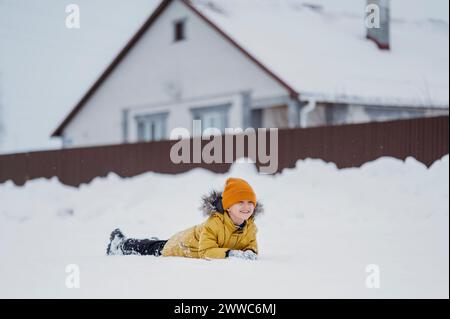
[106, 178, 262, 260]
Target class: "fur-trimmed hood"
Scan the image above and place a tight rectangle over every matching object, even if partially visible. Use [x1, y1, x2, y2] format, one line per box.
[200, 190, 264, 218]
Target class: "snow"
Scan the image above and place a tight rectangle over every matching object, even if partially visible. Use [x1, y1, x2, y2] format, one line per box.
[0, 155, 448, 298]
[191, 0, 449, 107]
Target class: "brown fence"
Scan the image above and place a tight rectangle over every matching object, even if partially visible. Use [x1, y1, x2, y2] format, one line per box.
[0, 116, 448, 187]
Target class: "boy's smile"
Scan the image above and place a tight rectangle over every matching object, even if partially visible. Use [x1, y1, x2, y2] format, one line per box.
[227, 200, 255, 225]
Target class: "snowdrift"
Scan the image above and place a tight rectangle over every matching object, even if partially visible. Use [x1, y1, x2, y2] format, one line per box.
[0, 155, 448, 298]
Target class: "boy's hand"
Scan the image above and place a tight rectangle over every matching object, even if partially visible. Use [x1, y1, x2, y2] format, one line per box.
[242, 250, 258, 260]
[227, 250, 258, 260]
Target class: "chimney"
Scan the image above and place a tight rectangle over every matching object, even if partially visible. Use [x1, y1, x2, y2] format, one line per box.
[366, 0, 390, 50]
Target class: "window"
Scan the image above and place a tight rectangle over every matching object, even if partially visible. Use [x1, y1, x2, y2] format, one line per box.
[191, 104, 231, 135]
[62, 135, 73, 148]
[174, 19, 186, 42]
[135, 112, 168, 142]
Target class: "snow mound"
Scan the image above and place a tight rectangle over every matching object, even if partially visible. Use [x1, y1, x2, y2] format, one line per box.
[0, 155, 448, 298]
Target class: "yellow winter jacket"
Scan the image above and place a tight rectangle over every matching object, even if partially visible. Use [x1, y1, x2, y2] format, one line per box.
[161, 211, 258, 259]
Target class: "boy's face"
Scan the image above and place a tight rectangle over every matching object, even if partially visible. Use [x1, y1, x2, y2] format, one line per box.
[227, 200, 255, 225]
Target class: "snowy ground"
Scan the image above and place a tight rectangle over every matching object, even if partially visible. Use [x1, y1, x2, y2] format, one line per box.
[0, 156, 448, 298]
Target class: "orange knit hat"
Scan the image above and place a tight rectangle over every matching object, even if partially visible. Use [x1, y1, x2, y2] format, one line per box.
[222, 178, 257, 210]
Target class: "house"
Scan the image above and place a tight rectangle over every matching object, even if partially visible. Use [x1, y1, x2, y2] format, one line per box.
[51, 0, 449, 148]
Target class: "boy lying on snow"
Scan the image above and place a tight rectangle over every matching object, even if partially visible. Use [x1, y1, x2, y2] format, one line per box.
[106, 177, 262, 260]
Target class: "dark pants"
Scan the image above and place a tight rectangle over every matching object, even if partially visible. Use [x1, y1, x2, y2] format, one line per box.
[122, 239, 168, 256]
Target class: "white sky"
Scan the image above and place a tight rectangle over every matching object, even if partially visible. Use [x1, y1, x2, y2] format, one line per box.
[0, 0, 159, 154]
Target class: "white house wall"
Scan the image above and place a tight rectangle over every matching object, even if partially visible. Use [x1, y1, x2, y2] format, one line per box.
[62, 0, 287, 147]
[127, 92, 245, 140]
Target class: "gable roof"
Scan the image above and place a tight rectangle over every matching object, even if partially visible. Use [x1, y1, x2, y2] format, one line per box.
[52, 0, 449, 137]
[51, 0, 298, 137]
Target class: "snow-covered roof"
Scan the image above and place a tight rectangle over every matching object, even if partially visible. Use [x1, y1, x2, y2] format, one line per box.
[189, 0, 449, 107]
[51, 0, 449, 137]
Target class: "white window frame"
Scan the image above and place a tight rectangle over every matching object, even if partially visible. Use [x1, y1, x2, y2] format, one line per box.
[190, 104, 231, 135]
[135, 112, 169, 142]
